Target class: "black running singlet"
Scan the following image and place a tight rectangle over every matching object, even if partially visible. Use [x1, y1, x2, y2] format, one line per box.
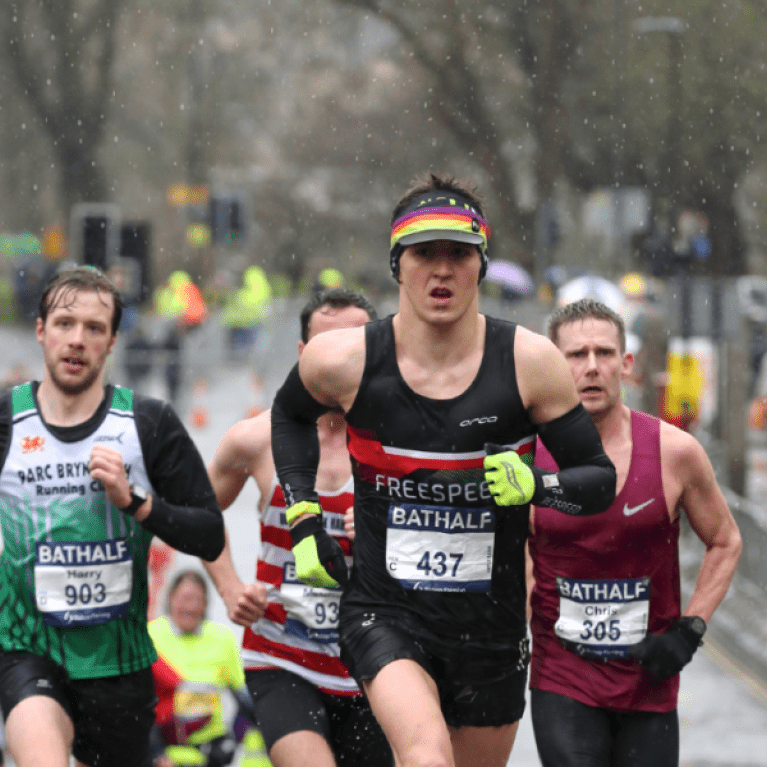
[342, 315, 535, 644]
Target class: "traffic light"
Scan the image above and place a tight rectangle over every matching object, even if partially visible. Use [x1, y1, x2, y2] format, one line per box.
[210, 194, 246, 245]
[82, 215, 110, 270]
[71, 203, 120, 269]
[120, 222, 152, 303]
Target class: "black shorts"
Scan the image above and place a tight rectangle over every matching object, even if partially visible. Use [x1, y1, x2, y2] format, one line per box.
[530, 689, 679, 767]
[339, 608, 529, 728]
[0, 650, 156, 767]
[246, 667, 392, 767]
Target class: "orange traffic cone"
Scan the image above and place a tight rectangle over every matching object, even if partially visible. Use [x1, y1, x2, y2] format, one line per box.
[189, 378, 210, 429]
[245, 374, 265, 419]
[749, 395, 767, 431]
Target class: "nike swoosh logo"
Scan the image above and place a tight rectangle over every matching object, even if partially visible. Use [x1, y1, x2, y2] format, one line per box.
[623, 499, 654, 516]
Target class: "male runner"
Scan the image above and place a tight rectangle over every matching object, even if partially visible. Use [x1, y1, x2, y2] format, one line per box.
[270, 172, 617, 767]
[528, 298, 742, 767]
[205, 288, 392, 767]
[0, 266, 225, 767]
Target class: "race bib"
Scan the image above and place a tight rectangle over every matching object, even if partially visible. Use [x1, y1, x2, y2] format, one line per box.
[35, 539, 133, 627]
[281, 561, 341, 644]
[555, 576, 650, 659]
[385, 502, 495, 592]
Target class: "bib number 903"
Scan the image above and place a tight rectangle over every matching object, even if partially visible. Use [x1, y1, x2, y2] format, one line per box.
[65, 582, 107, 606]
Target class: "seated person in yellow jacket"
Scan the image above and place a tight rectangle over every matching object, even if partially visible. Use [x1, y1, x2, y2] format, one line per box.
[149, 570, 269, 767]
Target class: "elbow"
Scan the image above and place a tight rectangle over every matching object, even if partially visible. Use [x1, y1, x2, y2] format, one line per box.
[587, 457, 617, 515]
[200, 523, 225, 562]
[730, 526, 744, 565]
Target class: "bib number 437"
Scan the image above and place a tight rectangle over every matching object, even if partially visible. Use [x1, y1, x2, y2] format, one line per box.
[417, 551, 463, 578]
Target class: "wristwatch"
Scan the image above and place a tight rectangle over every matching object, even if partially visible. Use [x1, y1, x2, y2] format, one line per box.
[685, 616, 707, 638]
[118, 484, 149, 515]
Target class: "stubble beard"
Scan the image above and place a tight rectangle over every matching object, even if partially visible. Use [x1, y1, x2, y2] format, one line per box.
[47, 359, 102, 396]
[584, 392, 619, 426]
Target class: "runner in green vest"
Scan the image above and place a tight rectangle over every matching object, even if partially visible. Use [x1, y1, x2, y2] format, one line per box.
[0, 266, 225, 767]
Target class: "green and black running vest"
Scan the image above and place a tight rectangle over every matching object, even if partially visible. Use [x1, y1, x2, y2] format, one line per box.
[0, 383, 156, 678]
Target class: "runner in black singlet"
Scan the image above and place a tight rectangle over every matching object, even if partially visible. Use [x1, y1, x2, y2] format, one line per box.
[270, 172, 617, 767]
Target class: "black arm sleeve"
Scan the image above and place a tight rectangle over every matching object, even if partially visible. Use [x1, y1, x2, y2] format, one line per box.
[0, 394, 10, 474]
[135, 396, 224, 561]
[531, 403, 616, 516]
[271, 364, 331, 507]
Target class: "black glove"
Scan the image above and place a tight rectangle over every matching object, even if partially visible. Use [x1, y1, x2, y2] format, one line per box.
[290, 515, 349, 588]
[199, 736, 236, 767]
[627, 617, 706, 678]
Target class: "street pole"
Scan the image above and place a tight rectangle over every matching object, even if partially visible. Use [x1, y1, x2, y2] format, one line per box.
[633, 17, 692, 428]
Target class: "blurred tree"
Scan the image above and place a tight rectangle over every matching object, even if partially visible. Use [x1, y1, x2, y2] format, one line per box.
[2, 0, 767, 285]
[332, 0, 536, 269]
[0, 0, 127, 215]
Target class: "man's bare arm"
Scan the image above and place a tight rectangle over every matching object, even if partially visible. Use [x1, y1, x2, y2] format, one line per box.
[202, 529, 267, 627]
[208, 412, 271, 511]
[665, 425, 742, 623]
[205, 413, 272, 626]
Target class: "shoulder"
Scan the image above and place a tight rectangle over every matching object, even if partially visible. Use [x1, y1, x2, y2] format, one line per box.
[212, 409, 272, 480]
[303, 325, 366, 369]
[132, 393, 195, 448]
[659, 419, 712, 478]
[514, 325, 563, 363]
[299, 325, 366, 409]
[217, 409, 272, 460]
[132, 392, 176, 427]
[513, 326, 579, 421]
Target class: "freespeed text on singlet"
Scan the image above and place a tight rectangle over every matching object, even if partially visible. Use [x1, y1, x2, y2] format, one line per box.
[374, 474, 493, 504]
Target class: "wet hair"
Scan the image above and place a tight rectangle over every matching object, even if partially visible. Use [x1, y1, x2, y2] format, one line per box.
[390, 171, 485, 225]
[39, 265, 124, 336]
[299, 287, 377, 343]
[547, 298, 627, 353]
[166, 569, 209, 614]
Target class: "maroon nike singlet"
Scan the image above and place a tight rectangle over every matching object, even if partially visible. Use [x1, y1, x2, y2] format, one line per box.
[529, 410, 680, 711]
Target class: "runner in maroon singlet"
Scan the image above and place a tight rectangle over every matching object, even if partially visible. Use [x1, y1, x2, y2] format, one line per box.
[528, 298, 742, 767]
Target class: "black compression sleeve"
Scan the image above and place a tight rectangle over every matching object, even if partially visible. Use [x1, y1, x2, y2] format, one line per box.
[531, 403, 616, 516]
[271, 363, 331, 507]
[140, 496, 224, 561]
[0, 394, 10, 475]
[134, 395, 224, 560]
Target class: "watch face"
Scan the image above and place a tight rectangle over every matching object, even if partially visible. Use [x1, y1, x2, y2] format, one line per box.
[132, 484, 148, 501]
[690, 617, 706, 636]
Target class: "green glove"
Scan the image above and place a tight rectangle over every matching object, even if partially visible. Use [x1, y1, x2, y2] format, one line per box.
[287, 501, 349, 589]
[484, 443, 537, 506]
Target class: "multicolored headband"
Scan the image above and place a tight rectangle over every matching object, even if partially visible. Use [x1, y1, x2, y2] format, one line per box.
[389, 192, 491, 280]
[390, 201, 490, 252]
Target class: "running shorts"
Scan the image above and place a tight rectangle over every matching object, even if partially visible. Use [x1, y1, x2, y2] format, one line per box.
[339, 607, 529, 728]
[0, 650, 156, 767]
[531, 689, 679, 767]
[246, 667, 392, 767]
